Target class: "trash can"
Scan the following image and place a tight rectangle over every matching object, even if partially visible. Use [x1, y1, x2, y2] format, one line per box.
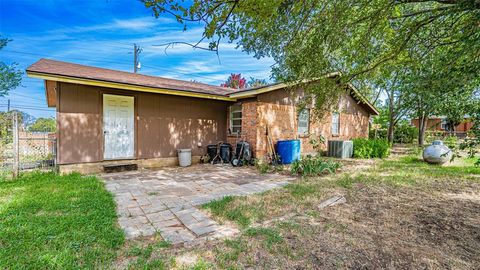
[178, 149, 192, 167]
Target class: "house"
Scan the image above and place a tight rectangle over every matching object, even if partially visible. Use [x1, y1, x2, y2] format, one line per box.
[411, 116, 473, 137]
[26, 59, 378, 174]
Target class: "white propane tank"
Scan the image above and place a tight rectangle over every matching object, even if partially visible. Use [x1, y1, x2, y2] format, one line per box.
[423, 140, 452, 164]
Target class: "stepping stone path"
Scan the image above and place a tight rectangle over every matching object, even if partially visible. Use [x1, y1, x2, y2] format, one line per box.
[102, 164, 294, 245]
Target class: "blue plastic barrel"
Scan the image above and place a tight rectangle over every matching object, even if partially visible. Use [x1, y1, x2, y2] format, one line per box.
[276, 140, 301, 164]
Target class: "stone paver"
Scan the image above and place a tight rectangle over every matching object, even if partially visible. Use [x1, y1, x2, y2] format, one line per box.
[102, 164, 294, 244]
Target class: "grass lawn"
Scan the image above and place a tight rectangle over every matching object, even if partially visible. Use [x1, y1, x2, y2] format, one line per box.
[118, 155, 480, 269]
[0, 172, 124, 269]
[1, 155, 478, 269]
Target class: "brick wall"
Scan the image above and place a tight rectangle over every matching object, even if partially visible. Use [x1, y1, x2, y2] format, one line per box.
[225, 88, 372, 159]
[411, 118, 474, 133]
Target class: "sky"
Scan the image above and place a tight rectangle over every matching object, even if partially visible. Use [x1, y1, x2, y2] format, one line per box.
[0, 0, 274, 118]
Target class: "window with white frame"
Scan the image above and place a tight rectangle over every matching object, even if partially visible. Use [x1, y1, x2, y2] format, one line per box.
[298, 109, 310, 135]
[441, 119, 447, 130]
[229, 104, 242, 134]
[331, 112, 340, 135]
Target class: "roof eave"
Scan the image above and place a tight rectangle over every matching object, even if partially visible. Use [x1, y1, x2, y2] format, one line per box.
[26, 71, 237, 102]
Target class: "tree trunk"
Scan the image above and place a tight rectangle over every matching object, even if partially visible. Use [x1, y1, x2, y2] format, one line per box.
[387, 100, 395, 143]
[418, 114, 428, 146]
[387, 119, 395, 143]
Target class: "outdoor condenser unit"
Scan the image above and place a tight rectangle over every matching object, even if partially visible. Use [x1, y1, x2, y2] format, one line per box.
[327, 140, 353, 159]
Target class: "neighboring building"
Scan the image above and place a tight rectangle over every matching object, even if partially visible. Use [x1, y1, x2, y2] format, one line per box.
[27, 59, 378, 174]
[411, 116, 473, 137]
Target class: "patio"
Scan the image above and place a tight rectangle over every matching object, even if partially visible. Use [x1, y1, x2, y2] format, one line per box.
[102, 164, 294, 245]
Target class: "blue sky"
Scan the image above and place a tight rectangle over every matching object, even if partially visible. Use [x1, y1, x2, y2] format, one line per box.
[0, 0, 274, 118]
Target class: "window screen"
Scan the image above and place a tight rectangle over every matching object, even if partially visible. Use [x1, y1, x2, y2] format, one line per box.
[298, 109, 310, 134]
[331, 112, 340, 135]
[230, 105, 242, 134]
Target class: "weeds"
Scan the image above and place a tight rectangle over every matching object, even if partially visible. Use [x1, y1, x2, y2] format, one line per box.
[245, 227, 283, 249]
[353, 138, 391, 158]
[291, 156, 341, 176]
[285, 183, 316, 197]
[202, 196, 253, 227]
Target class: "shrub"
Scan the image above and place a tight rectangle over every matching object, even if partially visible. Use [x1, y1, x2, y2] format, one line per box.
[443, 135, 458, 150]
[290, 156, 341, 176]
[394, 124, 419, 144]
[369, 124, 418, 144]
[353, 138, 391, 158]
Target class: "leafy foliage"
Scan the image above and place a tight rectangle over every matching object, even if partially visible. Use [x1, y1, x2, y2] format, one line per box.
[248, 77, 268, 87]
[220, 73, 247, 89]
[290, 156, 341, 176]
[370, 121, 419, 144]
[308, 134, 326, 154]
[0, 36, 22, 96]
[28, 117, 56, 132]
[144, 1, 479, 144]
[353, 138, 391, 159]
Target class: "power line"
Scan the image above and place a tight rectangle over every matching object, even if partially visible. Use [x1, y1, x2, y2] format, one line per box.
[4, 92, 46, 102]
[0, 106, 55, 112]
[4, 49, 229, 84]
[2, 50, 132, 66]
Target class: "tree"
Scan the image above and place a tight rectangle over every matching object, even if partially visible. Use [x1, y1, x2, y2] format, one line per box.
[220, 73, 247, 89]
[28, 118, 56, 132]
[144, 0, 479, 128]
[0, 37, 22, 96]
[0, 110, 33, 141]
[248, 77, 268, 88]
[440, 90, 479, 134]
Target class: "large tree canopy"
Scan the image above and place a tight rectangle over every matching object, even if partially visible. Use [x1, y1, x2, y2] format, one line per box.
[143, 0, 479, 80]
[144, 0, 479, 121]
[0, 37, 22, 96]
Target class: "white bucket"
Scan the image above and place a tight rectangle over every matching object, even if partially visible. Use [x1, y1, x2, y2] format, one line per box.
[177, 149, 192, 167]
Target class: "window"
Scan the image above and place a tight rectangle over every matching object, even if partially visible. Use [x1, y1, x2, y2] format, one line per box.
[230, 105, 242, 134]
[441, 119, 447, 130]
[331, 112, 340, 135]
[298, 109, 310, 135]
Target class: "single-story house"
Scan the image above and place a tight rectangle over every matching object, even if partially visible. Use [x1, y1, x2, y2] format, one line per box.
[411, 116, 473, 137]
[26, 59, 378, 174]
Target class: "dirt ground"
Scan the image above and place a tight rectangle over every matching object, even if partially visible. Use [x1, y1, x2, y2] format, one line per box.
[120, 156, 480, 269]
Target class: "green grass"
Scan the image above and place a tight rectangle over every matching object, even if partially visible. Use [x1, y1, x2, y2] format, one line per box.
[285, 183, 316, 197]
[202, 196, 254, 227]
[0, 172, 124, 269]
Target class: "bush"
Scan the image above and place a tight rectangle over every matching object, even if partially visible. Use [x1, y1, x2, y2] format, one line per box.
[353, 138, 391, 158]
[394, 125, 418, 144]
[443, 135, 458, 150]
[369, 124, 418, 144]
[290, 156, 341, 176]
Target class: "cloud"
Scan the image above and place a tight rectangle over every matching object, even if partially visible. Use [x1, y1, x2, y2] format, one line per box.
[66, 17, 173, 33]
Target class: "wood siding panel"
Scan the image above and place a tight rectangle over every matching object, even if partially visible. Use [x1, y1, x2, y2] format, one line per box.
[57, 82, 229, 164]
[57, 83, 102, 164]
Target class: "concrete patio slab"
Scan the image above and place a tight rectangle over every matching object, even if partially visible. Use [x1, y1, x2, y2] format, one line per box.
[102, 164, 294, 244]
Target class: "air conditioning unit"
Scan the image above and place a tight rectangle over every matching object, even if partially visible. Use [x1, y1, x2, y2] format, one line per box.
[327, 140, 353, 159]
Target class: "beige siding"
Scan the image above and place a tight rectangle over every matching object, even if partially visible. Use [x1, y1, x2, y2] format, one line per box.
[57, 82, 229, 165]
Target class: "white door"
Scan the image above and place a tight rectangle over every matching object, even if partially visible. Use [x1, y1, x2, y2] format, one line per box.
[103, 94, 134, 159]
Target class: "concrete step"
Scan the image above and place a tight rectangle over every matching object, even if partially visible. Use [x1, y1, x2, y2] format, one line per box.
[103, 163, 138, 173]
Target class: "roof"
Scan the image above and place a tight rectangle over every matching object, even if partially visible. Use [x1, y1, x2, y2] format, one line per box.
[229, 75, 379, 115]
[27, 58, 234, 99]
[26, 59, 378, 115]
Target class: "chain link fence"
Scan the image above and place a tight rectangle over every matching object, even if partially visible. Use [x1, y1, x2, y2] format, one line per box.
[0, 112, 57, 178]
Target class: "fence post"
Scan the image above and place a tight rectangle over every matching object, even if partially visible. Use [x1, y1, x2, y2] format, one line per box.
[12, 112, 19, 178]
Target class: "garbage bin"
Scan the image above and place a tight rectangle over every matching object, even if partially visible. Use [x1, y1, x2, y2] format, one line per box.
[178, 149, 192, 167]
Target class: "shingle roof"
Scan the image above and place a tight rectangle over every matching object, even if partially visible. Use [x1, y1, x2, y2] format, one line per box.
[26, 58, 234, 96]
[26, 58, 378, 115]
